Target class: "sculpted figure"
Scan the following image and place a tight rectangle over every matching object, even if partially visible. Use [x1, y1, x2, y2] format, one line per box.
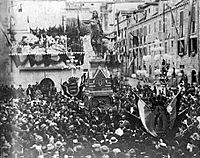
[90, 10, 103, 57]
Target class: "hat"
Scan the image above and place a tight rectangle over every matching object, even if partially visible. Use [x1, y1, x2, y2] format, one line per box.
[73, 145, 84, 152]
[115, 128, 124, 136]
[55, 141, 63, 148]
[47, 144, 54, 151]
[112, 148, 121, 154]
[66, 147, 74, 155]
[100, 145, 110, 154]
[128, 148, 136, 155]
[92, 143, 101, 152]
[109, 137, 118, 144]
[35, 135, 43, 143]
[73, 139, 78, 144]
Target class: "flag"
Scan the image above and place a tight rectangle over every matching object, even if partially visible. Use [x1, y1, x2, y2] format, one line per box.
[167, 3, 184, 50]
[137, 98, 158, 137]
[134, 93, 158, 137]
[185, 0, 194, 55]
[0, 22, 12, 47]
[77, 13, 81, 37]
[167, 90, 182, 129]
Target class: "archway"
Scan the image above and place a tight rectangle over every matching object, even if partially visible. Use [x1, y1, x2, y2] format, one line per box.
[191, 70, 197, 84]
[40, 78, 55, 97]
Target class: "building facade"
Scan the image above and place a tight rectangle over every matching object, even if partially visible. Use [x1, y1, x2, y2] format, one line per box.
[126, 0, 199, 84]
[0, 0, 12, 84]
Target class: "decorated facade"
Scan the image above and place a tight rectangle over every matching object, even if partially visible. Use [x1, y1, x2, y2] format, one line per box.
[126, 0, 199, 84]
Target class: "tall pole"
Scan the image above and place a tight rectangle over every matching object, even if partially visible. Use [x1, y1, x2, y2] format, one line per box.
[197, 0, 200, 84]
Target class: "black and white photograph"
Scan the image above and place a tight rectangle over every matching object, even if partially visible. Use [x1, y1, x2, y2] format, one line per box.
[0, 0, 200, 157]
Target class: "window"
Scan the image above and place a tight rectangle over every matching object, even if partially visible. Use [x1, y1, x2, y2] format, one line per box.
[178, 40, 185, 56]
[171, 41, 174, 47]
[18, 4, 22, 12]
[148, 8, 150, 13]
[144, 26, 147, 43]
[144, 10, 147, 20]
[189, 38, 197, 56]
[156, 7, 159, 12]
[171, 13, 175, 27]
[191, 6, 195, 33]
[165, 42, 167, 54]
[180, 11, 184, 26]
[149, 24, 151, 34]
[159, 20, 162, 31]
[180, 11, 184, 37]
[154, 22, 157, 32]
[149, 45, 151, 55]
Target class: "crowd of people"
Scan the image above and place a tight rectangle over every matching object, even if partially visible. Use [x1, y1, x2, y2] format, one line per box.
[1, 79, 200, 158]
[0, 83, 57, 102]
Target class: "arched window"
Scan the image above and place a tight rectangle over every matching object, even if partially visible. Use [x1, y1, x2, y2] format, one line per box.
[191, 70, 197, 84]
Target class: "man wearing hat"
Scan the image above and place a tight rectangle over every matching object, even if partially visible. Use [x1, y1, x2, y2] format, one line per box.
[100, 145, 110, 157]
[26, 84, 33, 100]
[92, 143, 102, 158]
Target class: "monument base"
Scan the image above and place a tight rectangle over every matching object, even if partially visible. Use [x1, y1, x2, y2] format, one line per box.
[83, 55, 113, 110]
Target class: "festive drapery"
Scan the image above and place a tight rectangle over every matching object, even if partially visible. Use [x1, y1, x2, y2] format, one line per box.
[10, 52, 85, 68]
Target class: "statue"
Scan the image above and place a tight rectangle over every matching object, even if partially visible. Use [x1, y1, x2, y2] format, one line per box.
[90, 10, 103, 58]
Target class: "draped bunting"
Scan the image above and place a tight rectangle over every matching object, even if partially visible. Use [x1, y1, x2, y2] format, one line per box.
[10, 53, 84, 68]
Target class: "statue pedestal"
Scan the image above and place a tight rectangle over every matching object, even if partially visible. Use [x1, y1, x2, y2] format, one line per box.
[84, 55, 113, 110]
[89, 56, 106, 75]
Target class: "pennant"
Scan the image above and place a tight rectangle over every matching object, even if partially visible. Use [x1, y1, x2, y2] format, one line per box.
[137, 98, 158, 137]
[35, 54, 43, 62]
[51, 54, 60, 62]
[11, 55, 21, 67]
[27, 55, 36, 67]
[167, 90, 182, 129]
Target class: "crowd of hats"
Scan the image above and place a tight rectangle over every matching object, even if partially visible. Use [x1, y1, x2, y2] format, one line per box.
[0, 82, 200, 158]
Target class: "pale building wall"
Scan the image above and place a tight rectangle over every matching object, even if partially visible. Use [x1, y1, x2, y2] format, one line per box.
[127, 0, 199, 83]
[10, 35, 95, 91]
[0, 0, 11, 84]
[10, 65, 84, 91]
